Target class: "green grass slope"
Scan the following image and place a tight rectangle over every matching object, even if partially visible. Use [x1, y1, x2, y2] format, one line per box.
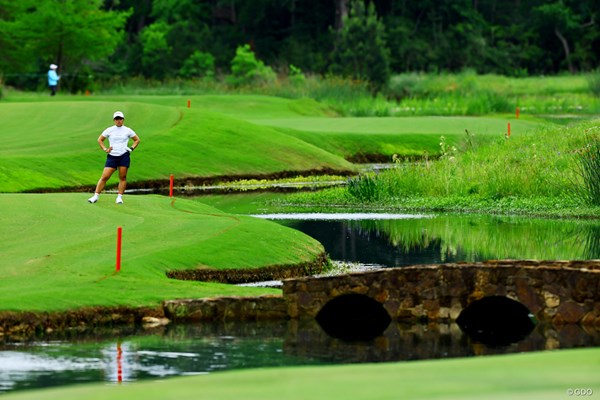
[259, 116, 545, 159]
[0, 100, 354, 192]
[0, 193, 324, 311]
[4, 348, 598, 400]
[2, 92, 337, 119]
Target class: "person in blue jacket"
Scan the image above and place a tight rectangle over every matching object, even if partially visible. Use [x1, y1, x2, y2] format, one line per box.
[48, 64, 60, 96]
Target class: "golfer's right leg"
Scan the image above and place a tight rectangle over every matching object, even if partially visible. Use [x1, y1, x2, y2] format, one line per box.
[88, 167, 116, 203]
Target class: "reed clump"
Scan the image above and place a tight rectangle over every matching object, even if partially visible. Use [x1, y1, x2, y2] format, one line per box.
[575, 132, 600, 206]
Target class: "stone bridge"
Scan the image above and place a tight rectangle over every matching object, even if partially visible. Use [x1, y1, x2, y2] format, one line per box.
[283, 260, 600, 328]
[161, 259, 599, 344]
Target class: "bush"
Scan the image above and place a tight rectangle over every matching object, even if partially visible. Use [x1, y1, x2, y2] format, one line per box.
[387, 73, 426, 99]
[288, 65, 305, 86]
[347, 174, 381, 201]
[179, 51, 215, 79]
[227, 44, 276, 87]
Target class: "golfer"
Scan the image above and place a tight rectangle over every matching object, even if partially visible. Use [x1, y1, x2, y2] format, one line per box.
[48, 64, 60, 96]
[88, 111, 140, 204]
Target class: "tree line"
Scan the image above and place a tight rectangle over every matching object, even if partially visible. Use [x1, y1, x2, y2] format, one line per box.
[0, 0, 598, 92]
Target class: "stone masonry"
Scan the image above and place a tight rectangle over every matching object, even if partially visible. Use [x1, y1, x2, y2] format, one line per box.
[283, 260, 600, 326]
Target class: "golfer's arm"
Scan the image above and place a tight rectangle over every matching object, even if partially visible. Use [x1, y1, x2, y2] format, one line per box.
[97, 135, 109, 152]
[131, 135, 140, 149]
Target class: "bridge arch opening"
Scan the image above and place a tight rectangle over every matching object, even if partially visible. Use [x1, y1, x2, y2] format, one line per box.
[316, 293, 391, 342]
[456, 296, 537, 346]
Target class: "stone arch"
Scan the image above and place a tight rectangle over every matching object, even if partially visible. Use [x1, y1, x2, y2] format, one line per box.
[456, 296, 537, 346]
[316, 293, 391, 341]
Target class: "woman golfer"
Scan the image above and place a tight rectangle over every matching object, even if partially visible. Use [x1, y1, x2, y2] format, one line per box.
[88, 111, 140, 204]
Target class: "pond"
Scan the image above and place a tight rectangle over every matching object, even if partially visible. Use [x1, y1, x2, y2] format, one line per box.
[2, 318, 598, 393]
[257, 212, 600, 265]
[1, 211, 599, 394]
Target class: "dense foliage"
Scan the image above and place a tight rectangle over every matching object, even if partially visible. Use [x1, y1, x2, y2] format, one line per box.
[0, 0, 599, 93]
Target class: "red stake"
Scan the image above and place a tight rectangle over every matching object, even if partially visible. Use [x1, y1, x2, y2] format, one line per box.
[516, 107, 520, 119]
[116, 226, 122, 272]
[117, 342, 123, 383]
[169, 174, 174, 198]
[187, 99, 191, 108]
[507, 122, 511, 137]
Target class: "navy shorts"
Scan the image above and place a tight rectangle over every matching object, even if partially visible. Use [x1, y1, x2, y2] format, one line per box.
[105, 152, 131, 169]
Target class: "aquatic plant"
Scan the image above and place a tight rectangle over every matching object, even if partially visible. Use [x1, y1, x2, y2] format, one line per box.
[575, 132, 600, 206]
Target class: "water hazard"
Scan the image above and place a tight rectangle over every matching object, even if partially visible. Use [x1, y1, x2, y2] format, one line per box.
[258, 212, 600, 265]
[2, 318, 597, 393]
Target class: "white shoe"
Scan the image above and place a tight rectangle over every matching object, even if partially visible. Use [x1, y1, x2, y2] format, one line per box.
[88, 194, 98, 203]
[116, 196, 123, 204]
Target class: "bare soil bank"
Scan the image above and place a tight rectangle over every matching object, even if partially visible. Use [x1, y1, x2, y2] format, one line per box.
[25, 168, 357, 194]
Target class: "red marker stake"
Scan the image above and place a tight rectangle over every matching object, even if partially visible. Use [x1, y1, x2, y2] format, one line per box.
[507, 122, 511, 137]
[116, 226, 122, 272]
[117, 342, 123, 383]
[169, 174, 174, 198]
[516, 107, 520, 119]
[187, 100, 191, 108]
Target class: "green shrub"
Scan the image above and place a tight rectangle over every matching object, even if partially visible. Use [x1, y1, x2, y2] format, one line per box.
[227, 44, 276, 87]
[387, 73, 426, 99]
[288, 65, 306, 86]
[179, 50, 215, 79]
[347, 174, 381, 201]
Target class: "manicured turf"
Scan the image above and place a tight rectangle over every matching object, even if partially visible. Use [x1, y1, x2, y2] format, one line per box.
[3, 348, 598, 400]
[0, 98, 354, 192]
[0, 193, 324, 311]
[260, 115, 544, 158]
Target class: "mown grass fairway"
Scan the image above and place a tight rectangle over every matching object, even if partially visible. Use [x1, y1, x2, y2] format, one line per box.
[3, 348, 598, 400]
[260, 115, 543, 159]
[0, 98, 354, 192]
[0, 193, 321, 311]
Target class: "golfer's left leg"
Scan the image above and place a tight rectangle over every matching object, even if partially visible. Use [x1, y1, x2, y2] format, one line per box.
[117, 166, 128, 195]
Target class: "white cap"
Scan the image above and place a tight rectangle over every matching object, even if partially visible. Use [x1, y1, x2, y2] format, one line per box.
[50, 64, 57, 70]
[113, 111, 124, 119]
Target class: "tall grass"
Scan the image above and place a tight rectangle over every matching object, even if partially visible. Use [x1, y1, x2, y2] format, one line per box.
[588, 69, 600, 97]
[387, 70, 600, 116]
[345, 119, 600, 204]
[574, 131, 600, 205]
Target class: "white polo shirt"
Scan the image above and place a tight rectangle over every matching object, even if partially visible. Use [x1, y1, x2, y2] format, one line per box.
[102, 125, 137, 156]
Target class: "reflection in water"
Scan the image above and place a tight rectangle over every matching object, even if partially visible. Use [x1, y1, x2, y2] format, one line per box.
[584, 225, 600, 259]
[271, 214, 600, 265]
[286, 319, 600, 363]
[0, 319, 598, 393]
[455, 297, 537, 346]
[316, 294, 392, 341]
